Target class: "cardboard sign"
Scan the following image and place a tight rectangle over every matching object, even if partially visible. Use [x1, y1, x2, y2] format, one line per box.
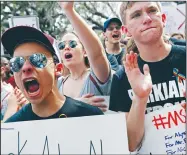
[1, 114, 129, 154]
[138, 104, 186, 154]
[10, 16, 40, 29]
[162, 3, 185, 35]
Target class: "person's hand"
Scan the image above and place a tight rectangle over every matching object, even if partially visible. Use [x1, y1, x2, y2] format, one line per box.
[7, 87, 28, 111]
[123, 51, 152, 101]
[1, 82, 14, 92]
[78, 94, 108, 112]
[58, 1, 74, 12]
[14, 87, 29, 109]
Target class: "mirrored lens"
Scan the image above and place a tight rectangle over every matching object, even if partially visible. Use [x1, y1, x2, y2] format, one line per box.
[58, 42, 65, 50]
[69, 40, 77, 48]
[10, 57, 25, 72]
[29, 54, 47, 68]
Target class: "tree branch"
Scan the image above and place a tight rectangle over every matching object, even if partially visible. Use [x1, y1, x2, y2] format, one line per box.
[52, 13, 65, 19]
[83, 2, 108, 19]
[106, 2, 119, 18]
[86, 17, 103, 29]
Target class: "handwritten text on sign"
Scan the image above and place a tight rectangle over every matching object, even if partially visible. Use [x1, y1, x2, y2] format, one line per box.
[138, 104, 186, 154]
[1, 114, 129, 154]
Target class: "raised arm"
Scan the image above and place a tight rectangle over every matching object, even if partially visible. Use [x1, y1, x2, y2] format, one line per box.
[58, 1, 110, 83]
[123, 51, 152, 151]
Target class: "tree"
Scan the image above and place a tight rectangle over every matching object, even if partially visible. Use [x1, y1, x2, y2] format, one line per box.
[1, 1, 121, 39]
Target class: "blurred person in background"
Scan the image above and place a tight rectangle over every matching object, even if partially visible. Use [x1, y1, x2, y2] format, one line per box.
[103, 17, 125, 71]
[1, 56, 17, 88]
[171, 32, 185, 40]
[1, 64, 28, 122]
[169, 32, 186, 46]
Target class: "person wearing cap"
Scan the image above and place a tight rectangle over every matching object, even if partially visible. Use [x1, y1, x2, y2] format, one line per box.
[109, 1, 186, 151]
[103, 17, 125, 71]
[57, 2, 112, 112]
[1, 25, 103, 122]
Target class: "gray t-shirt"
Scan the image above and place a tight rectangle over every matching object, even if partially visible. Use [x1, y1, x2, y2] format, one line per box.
[57, 69, 112, 97]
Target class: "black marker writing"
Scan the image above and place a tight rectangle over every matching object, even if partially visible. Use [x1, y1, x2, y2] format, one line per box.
[18, 131, 27, 155]
[42, 136, 49, 155]
[58, 144, 60, 155]
[90, 140, 103, 155]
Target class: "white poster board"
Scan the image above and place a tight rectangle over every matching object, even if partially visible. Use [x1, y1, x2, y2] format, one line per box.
[1, 114, 129, 154]
[138, 104, 186, 154]
[162, 3, 186, 35]
[10, 16, 40, 29]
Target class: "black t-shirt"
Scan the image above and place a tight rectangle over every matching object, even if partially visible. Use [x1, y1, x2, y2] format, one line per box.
[5, 96, 103, 123]
[106, 48, 125, 71]
[109, 45, 186, 114]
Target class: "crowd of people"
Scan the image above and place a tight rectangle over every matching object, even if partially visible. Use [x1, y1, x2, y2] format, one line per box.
[1, 1, 186, 152]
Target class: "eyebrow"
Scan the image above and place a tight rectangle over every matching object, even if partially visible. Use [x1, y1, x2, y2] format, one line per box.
[147, 5, 158, 10]
[130, 10, 141, 18]
[129, 5, 158, 18]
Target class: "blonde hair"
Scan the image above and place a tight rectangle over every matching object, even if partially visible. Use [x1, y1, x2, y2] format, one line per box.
[122, 38, 139, 62]
[119, 2, 162, 25]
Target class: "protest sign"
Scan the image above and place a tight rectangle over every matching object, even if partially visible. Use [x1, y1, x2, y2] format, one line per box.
[161, 2, 185, 35]
[1, 114, 129, 154]
[138, 104, 186, 154]
[10, 16, 40, 29]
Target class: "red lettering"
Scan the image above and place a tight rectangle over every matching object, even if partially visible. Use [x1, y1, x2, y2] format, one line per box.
[179, 109, 186, 123]
[152, 108, 186, 129]
[168, 109, 186, 128]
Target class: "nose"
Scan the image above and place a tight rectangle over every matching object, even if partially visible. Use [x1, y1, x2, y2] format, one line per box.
[142, 13, 152, 25]
[113, 27, 120, 32]
[64, 44, 70, 51]
[21, 60, 34, 74]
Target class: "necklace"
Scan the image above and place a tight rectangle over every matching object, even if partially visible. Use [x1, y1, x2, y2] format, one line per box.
[70, 69, 88, 80]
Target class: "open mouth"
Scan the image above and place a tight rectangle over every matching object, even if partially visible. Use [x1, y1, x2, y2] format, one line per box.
[65, 53, 73, 59]
[24, 78, 40, 97]
[112, 34, 120, 39]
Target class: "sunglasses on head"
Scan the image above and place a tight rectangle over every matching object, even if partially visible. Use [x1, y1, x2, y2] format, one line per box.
[58, 40, 78, 50]
[107, 26, 121, 31]
[10, 53, 52, 73]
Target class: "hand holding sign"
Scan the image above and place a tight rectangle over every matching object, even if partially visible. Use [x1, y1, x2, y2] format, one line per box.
[123, 51, 152, 100]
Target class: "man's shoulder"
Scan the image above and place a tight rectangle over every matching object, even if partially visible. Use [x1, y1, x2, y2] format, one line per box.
[172, 44, 186, 53]
[5, 104, 32, 123]
[170, 37, 186, 46]
[171, 44, 186, 60]
[64, 97, 103, 116]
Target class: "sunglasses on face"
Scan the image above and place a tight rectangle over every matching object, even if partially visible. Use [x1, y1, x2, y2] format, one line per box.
[10, 53, 51, 73]
[58, 40, 78, 50]
[107, 26, 121, 31]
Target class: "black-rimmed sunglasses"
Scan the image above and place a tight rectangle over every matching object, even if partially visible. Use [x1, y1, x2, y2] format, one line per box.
[58, 40, 78, 50]
[10, 53, 51, 73]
